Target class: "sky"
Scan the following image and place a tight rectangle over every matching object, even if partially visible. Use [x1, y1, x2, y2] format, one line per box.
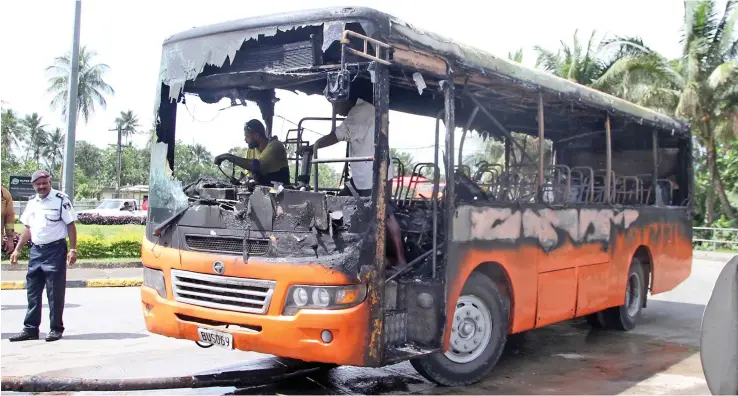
[0, 0, 697, 173]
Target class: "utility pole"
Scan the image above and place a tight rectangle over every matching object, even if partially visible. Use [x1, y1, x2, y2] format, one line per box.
[109, 125, 122, 198]
[61, 0, 82, 198]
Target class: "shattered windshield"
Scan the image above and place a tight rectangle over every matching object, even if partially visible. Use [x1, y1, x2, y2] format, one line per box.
[148, 141, 189, 215]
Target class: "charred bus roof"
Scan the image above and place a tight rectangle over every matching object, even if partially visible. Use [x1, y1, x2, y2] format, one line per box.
[157, 6, 690, 142]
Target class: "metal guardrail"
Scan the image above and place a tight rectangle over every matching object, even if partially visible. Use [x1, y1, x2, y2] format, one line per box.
[694, 227, 738, 252]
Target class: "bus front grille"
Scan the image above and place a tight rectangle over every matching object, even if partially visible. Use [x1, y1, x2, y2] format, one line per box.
[170, 269, 275, 314]
[185, 235, 269, 256]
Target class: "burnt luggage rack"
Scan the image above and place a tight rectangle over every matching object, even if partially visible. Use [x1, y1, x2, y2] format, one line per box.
[340, 30, 392, 67]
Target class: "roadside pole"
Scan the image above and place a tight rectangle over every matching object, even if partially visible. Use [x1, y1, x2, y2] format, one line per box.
[107, 126, 122, 198]
[61, 0, 82, 198]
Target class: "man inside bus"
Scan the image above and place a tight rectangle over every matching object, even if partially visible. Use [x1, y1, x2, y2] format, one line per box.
[311, 96, 407, 269]
[214, 119, 290, 186]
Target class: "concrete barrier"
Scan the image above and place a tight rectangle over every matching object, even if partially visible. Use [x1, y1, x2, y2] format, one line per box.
[1, 279, 142, 290]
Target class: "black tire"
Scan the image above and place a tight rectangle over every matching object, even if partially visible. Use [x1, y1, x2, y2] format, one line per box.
[600, 257, 646, 331]
[585, 313, 605, 328]
[410, 272, 510, 386]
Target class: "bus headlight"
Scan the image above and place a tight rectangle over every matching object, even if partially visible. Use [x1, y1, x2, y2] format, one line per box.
[282, 284, 367, 315]
[143, 267, 167, 298]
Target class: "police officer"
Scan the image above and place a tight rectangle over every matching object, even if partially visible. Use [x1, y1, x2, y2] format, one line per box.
[8, 170, 78, 342]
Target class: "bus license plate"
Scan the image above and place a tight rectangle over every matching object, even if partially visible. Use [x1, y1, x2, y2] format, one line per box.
[197, 327, 233, 350]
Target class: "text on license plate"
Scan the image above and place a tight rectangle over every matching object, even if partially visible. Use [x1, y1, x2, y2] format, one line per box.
[197, 327, 233, 349]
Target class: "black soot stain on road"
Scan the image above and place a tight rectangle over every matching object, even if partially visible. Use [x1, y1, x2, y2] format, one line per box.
[226, 310, 702, 395]
[230, 363, 433, 395]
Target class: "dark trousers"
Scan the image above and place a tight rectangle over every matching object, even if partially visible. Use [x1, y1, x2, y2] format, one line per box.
[24, 239, 67, 334]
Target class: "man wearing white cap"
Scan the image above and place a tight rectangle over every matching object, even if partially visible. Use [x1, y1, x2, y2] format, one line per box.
[8, 170, 78, 342]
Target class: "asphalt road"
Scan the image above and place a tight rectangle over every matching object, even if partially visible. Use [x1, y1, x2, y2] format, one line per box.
[1, 257, 731, 395]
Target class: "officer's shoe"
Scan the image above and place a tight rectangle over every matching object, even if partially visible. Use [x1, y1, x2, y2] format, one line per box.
[9, 330, 39, 342]
[45, 330, 63, 342]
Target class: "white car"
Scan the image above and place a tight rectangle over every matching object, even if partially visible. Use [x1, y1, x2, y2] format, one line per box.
[77, 199, 146, 218]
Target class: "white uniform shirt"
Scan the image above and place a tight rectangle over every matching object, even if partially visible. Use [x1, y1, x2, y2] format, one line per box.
[20, 189, 77, 245]
[334, 99, 394, 190]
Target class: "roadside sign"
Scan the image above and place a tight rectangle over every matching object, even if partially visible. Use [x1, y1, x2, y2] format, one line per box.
[8, 176, 34, 201]
[8, 175, 61, 201]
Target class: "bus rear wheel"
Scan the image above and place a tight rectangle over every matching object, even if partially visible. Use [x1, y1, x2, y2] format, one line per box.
[410, 272, 509, 386]
[589, 257, 646, 331]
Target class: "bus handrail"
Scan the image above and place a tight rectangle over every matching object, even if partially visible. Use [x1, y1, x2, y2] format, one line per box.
[312, 156, 374, 164]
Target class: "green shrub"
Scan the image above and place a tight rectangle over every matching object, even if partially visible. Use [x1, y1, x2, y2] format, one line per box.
[1, 234, 142, 261]
[89, 227, 105, 240]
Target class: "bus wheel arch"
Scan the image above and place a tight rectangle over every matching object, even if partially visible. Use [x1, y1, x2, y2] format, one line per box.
[472, 262, 514, 302]
[410, 266, 510, 386]
[589, 247, 650, 331]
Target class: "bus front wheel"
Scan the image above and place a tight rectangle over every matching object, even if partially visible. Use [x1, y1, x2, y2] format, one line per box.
[410, 272, 510, 386]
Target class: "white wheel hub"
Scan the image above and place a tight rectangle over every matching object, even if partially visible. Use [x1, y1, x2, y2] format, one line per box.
[444, 295, 492, 364]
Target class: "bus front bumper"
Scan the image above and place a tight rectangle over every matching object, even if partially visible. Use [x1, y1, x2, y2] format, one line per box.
[140, 286, 368, 366]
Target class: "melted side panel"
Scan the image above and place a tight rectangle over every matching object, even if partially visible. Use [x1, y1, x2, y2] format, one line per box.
[445, 204, 692, 350]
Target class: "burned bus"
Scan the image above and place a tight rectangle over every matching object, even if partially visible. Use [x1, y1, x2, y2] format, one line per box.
[141, 7, 693, 386]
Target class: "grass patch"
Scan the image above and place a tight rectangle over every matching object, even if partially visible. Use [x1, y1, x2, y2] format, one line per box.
[14, 224, 144, 239]
[4, 224, 144, 262]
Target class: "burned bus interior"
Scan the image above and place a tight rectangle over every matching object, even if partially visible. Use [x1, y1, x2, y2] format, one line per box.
[150, 7, 691, 360]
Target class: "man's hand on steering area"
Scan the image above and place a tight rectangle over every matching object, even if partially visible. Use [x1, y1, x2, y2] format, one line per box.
[214, 153, 234, 165]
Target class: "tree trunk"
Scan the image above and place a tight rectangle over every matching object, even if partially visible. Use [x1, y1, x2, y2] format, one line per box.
[705, 135, 716, 224]
[705, 128, 736, 222]
[708, 139, 735, 220]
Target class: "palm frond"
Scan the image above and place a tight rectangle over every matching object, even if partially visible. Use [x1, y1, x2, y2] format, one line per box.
[708, 61, 738, 89]
[580, 30, 598, 77]
[714, 0, 738, 55]
[599, 36, 654, 58]
[713, 112, 737, 141]
[533, 46, 560, 72]
[676, 82, 704, 119]
[508, 48, 524, 63]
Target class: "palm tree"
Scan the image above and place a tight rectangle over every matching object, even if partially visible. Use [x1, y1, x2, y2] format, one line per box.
[592, 0, 738, 221]
[534, 29, 606, 84]
[145, 120, 158, 151]
[591, 36, 683, 114]
[508, 48, 524, 64]
[191, 143, 212, 165]
[43, 127, 65, 173]
[46, 46, 115, 123]
[1, 106, 24, 160]
[114, 110, 140, 145]
[21, 113, 48, 166]
[390, 149, 416, 176]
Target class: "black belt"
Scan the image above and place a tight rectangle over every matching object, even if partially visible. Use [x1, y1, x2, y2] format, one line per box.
[32, 239, 66, 248]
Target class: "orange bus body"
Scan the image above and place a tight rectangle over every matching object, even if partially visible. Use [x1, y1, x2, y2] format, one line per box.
[443, 206, 692, 351]
[140, 238, 370, 366]
[141, 6, 693, 384]
[142, 205, 691, 364]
